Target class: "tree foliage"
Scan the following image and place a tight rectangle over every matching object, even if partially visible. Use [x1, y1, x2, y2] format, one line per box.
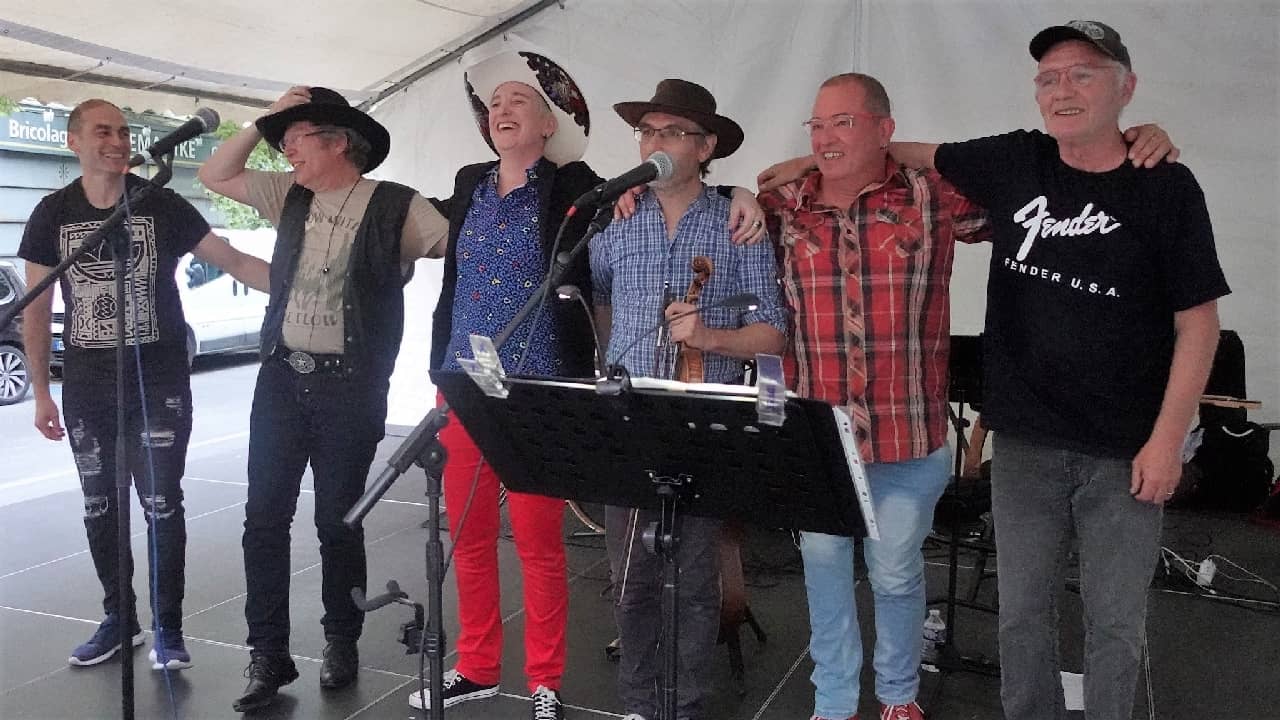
[0, 95, 18, 116]
[200, 120, 291, 229]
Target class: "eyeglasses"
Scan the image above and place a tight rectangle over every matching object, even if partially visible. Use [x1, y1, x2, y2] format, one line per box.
[801, 112, 883, 134]
[1033, 63, 1120, 92]
[279, 129, 337, 151]
[633, 126, 708, 142]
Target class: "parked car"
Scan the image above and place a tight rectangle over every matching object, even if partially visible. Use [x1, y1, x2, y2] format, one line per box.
[51, 228, 274, 370]
[0, 260, 32, 405]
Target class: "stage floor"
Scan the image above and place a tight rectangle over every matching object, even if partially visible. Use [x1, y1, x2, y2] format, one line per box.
[1, 431, 1277, 720]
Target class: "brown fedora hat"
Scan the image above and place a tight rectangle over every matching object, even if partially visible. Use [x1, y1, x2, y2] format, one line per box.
[613, 79, 743, 159]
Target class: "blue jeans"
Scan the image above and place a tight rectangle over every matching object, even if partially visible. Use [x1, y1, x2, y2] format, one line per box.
[800, 446, 951, 717]
[242, 359, 388, 653]
[991, 434, 1163, 720]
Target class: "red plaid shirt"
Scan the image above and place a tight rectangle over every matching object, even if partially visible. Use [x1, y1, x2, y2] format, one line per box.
[761, 158, 989, 463]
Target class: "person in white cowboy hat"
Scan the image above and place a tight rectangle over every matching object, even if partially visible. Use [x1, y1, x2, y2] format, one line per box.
[199, 86, 450, 712]
[591, 77, 788, 720]
[416, 48, 767, 720]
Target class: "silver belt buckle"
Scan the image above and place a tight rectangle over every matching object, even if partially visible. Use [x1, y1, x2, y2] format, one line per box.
[287, 351, 316, 374]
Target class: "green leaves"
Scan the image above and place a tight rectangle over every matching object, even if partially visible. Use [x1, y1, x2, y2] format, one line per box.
[202, 119, 291, 229]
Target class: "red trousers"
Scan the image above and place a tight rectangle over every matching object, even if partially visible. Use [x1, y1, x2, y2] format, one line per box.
[438, 404, 568, 691]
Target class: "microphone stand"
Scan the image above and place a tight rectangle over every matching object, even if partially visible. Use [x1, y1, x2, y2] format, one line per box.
[342, 200, 615, 718]
[0, 157, 176, 720]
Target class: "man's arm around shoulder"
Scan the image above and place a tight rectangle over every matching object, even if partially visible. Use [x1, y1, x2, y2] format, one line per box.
[192, 232, 270, 292]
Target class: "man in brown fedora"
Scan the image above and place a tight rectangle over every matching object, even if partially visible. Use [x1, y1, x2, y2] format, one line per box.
[590, 78, 787, 720]
[199, 86, 450, 712]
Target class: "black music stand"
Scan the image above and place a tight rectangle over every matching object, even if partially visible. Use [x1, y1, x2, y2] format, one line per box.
[433, 371, 869, 720]
[926, 335, 1000, 697]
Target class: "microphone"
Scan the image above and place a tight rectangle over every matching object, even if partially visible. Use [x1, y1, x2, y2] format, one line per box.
[128, 108, 220, 167]
[607, 292, 761, 375]
[555, 284, 605, 379]
[571, 151, 674, 210]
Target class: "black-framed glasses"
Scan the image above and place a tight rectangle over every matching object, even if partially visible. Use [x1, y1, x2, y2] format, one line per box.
[633, 126, 708, 142]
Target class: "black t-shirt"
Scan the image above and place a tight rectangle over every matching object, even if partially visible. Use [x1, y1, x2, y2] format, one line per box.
[18, 175, 209, 385]
[935, 130, 1230, 456]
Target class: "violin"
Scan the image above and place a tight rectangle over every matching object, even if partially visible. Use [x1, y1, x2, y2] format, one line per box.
[673, 255, 713, 382]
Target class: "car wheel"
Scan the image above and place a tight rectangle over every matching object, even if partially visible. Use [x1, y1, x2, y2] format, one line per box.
[0, 344, 31, 405]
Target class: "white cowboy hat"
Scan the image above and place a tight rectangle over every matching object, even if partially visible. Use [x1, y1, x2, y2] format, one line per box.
[463, 48, 590, 166]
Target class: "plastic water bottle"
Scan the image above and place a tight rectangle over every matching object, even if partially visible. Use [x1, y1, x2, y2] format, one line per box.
[921, 609, 946, 664]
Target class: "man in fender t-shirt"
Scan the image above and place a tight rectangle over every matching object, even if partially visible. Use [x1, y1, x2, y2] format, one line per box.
[897, 21, 1229, 720]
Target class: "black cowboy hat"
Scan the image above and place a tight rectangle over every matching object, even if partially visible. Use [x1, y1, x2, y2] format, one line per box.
[255, 87, 390, 172]
[613, 79, 743, 159]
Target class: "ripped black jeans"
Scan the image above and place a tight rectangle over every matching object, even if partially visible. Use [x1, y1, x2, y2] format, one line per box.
[62, 381, 192, 633]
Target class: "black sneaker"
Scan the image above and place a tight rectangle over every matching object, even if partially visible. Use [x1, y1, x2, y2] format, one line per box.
[232, 652, 299, 713]
[530, 685, 564, 720]
[407, 668, 498, 709]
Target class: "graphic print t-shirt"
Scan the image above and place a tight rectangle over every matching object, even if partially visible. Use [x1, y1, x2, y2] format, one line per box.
[18, 175, 209, 385]
[935, 130, 1229, 455]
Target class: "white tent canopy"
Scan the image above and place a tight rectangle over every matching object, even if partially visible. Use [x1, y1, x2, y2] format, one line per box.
[3, 1, 1276, 461]
[0, 0, 556, 119]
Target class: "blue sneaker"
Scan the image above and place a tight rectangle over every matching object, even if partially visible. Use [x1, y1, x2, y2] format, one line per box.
[149, 628, 193, 670]
[69, 615, 145, 667]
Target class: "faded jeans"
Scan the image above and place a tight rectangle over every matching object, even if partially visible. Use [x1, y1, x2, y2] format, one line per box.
[63, 381, 192, 632]
[606, 506, 722, 720]
[991, 434, 1163, 720]
[800, 446, 952, 717]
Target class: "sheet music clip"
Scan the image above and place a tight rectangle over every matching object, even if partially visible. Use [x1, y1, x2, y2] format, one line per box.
[754, 353, 787, 427]
[457, 334, 509, 399]
[596, 364, 632, 397]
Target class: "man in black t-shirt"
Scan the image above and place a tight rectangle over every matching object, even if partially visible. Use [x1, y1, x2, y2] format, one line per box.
[19, 99, 268, 673]
[891, 21, 1229, 720]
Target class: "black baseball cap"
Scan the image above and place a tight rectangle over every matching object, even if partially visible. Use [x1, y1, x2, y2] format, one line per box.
[1030, 20, 1131, 69]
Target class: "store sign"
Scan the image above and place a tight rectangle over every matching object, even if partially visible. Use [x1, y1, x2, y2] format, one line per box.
[1, 105, 219, 166]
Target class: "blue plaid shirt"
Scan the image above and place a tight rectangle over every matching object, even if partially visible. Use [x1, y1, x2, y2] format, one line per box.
[443, 159, 560, 375]
[590, 186, 786, 382]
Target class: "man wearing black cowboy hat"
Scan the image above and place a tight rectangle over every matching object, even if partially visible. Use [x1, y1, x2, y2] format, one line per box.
[590, 78, 787, 720]
[200, 86, 449, 712]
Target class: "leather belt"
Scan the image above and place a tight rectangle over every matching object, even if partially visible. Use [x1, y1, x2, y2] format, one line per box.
[271, 345, 347, 375]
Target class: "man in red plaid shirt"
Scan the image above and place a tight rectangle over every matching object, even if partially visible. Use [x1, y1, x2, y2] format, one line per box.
[756, 73, 988, 720]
